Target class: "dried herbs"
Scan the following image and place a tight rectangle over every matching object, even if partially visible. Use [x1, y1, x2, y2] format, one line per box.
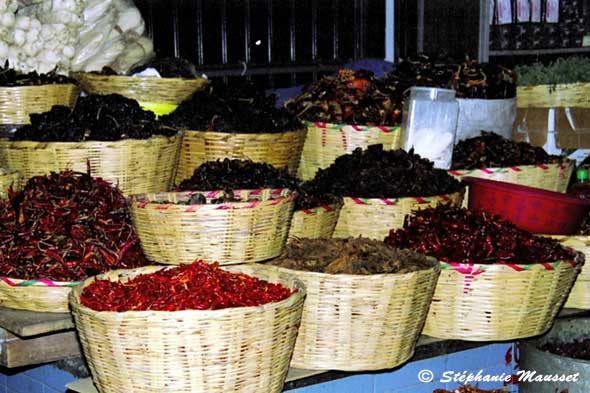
[541, 338, 590, 360]
[161, 80, 302, 133]
[13, 94, 177, 142]
[128, 57, 197, 78]
[286, 69, 400, 125]
[302, 144, 463, 198]
[0, 62, 76, 86]
[385, 206, 576, 265]
[270, 238, 435, 275]
[517, 57, 590, 86]
[80, 260, 294, 312]
[452, 131, 564, 170]
[0, 171, 149, 281]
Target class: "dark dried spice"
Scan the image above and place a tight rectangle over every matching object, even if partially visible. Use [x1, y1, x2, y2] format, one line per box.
[161, 79, 302, 133]
[0, 171, 149, 281]
[0, 61, 76, 86]
[270, 238, 435, 275]
[452, 131, 564, 170]
[128, 57, 198, 78]
[450, 59, 516, 99]
[286, 69, 400, 126]
[13, 94, 177, 142]
[385, 206, 576, 265]
[302, 144, 463, 199]
[541, 339, 590, 360]
[80, 260, 294, 312]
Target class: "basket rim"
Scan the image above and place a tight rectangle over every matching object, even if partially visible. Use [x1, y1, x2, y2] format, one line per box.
[439, 257, 581, 271]
[0, 133, 182, 147]
[0, 275, 79, 286]
[517, 82, 590, 90]
[181, 127, 306, 136]
[69, 264, 306, 316]
[0, 83, 79, 90]
[304, 120, 401, 131]
[449, 160, 573, 174]
[295, 201, 343, 213]
[72, 72, 208, 83]
[341, 189, 465, 204]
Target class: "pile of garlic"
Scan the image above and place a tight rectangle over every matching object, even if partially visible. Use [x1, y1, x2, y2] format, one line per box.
[0, 0, 153, 75]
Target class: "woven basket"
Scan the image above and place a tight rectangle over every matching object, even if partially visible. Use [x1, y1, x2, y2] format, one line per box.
[253, 261, 440, 371]
[130, 188, 295, 265]
[0, 84, 79, 125]
[517, 83, 590, 108]
[297, 122, 403, 180]
[549, 236, 590, 309]
[0, 276, 78, 313]
[288, 203, 343, 241]
[423, 258, 582, 341]
[0, 134, 182, 195]
[69, 264, 305, 393]
[333, 190, 465, 240]
[175, 129, 306, 183]
[74, 73, 208, 116]
[0, 170, 19, 198]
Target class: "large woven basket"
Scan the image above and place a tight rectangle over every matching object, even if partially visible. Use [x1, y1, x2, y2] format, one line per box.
[69, 264, 305, 393]
[297, 122, 403, 180]
[253, 261, 440, 371]
[0, 169, 19, 198]
[549, 236, 590, 309]
[423, 258, 582, 341]
[517, 83, 590, 108]
[74, 73, 208, 116]
[333, 190, 465, 240]
[175, 129, 306, 183]
[130, 188, 295, 265]
[0, 134, 182, 195]
[288, 203, 343, 241]
[0, 84, 80, 125]
[0, 276, 78, 313]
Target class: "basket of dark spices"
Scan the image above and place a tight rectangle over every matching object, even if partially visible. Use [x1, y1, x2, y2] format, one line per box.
[257, 238, 439, 371]
[0, 94, 181, 195]
[386, 206, 582, 341]
[305, 144, 465, 240]
[0, 171, 149, 312]
[70, 261, 305, 393]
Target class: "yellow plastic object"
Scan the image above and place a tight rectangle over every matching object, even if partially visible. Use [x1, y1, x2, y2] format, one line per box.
[139, 102, 178, 117]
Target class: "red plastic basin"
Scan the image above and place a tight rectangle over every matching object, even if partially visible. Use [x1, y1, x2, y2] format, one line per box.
[463, 176, 590, 235]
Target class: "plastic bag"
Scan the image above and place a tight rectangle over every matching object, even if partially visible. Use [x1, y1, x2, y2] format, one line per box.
[455, 98, 517, 142]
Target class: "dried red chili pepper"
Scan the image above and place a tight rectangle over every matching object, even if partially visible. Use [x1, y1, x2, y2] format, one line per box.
[385, 206, 576, 264]
[80, 260, 294, 312]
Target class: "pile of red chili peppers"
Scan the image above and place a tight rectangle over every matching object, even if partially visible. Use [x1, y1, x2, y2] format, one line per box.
[80, 260, 294, 312]
[0, 171, 148, 281]
[385, 206, 576, 264]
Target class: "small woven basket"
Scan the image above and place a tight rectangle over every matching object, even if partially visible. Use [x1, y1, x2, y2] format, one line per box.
[175, 129, 306, 183]
[253, 261, 440, 371]
[517, 83, 590, 108]
[74, 73, 208, 116]
[333, 190, 465, 240]
[0, 276, 79, 313]
[0, 134, 182, 195]
[288, 203, 343, 241]
[423, 258, 582, 341]
[0, 84, 80, 125]
[0, 169, 19, 198]
[549, 235, 590, 309]
[297, 122, 403, 180]
[69, 264, 305, 393]
[130, 189, 296, 265]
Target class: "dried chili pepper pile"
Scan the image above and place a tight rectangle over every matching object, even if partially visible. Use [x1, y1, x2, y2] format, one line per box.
[80, 260, 294, 312]
[541, 338, 590, 360]
[285, 69, 400, 125]
[270, 238, 435, 275]
[452, 131, 564, 170]
[385, 206, 576, 264]
[161, 80, 301, 133]
[302, 144, 463, 198]
[0, 171, 149, 281]
[450, 58, 516, 99]
[433, 386, 506, 393]
[0, 61, 76, 86]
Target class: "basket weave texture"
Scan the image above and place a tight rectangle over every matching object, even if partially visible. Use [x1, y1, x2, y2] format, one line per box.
[69, 264, 305, 393]
[175, 129, 306, 183]
[130, 189, 295, 265]
[0, 134, 182, 195]
[288, 203, 342, 241]
[297, 122, 403, 180]
[0, 276, 78, 313]
[0, 170, 19, 198]
[517, 83, 590, 108]
[550, 236, 590, 309]
[74, 73, 208, 105]
[423, 259, 581, 341]
[333, 191, 465, 240]
[254, 261, 440, 370]
[0, 84, 79, 125]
